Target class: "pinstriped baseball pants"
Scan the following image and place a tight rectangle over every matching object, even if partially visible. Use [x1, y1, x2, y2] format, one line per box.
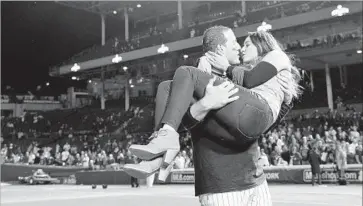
[199, 180, 272, 206]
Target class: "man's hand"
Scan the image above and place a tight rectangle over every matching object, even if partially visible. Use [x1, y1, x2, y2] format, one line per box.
[189, 77, 239, 121]
[200, 76, 239, 110]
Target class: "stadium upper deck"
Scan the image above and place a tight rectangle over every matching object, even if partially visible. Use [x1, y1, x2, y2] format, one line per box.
[49, 1, 362, 78]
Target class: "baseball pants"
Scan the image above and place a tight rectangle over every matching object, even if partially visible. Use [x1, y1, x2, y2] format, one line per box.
[199, 180, 272, 206]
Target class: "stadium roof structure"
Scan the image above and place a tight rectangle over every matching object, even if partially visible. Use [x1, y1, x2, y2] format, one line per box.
[55, 1, 210, 21]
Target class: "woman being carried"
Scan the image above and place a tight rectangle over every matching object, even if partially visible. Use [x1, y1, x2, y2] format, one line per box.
[124, 29, 302, 180]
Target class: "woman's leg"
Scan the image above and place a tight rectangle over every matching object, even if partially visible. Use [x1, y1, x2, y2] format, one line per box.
[160, 66, 216, 130]
[153, 80, 172, 131]
[154, 80, 195, 132]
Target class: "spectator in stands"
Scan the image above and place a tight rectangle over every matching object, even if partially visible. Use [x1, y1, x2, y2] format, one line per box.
[258, 147, 270, 167]
[1, 145, 8, 159]
[61, 149, 69, 165]
[82, 153, 90, 168]
[104, 140, 112, 154]
[108, 154, 115, 165]
[280, 145, 292, 165]
[53, 152, 61, 165]
[291, 145, 302, 165]
[328, 126, 337, 139]
[347, 139, 358, 164]
[100, 151, 108, 169]
[73, 153, 81, 166]
[336, 140, 348, 180]
[300, 141, 310, 165]
[116, 151, 125, 165]
[355, 144, 362, 164]
[349, 125, 360, 141]
[326, 152, 335, 164]
[260, 137, 269, 153]
[180, 150, 190, 168]
[94, 153, 102, 170]
[270, 144, 280, 166]
[187, 147, 194, 168]
[67, 153, 75, 166]
[174, 152, 186, 169]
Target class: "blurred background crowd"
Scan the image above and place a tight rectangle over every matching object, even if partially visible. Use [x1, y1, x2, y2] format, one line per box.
[1, 98, 362, 170]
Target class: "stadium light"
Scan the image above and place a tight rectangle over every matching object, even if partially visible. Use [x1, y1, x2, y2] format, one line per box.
[71, 63, 80, 72]
[257, 21, 272, 32]
[157, 44, 169, 54]
[123, 66, 128, 71]
[112, 54, 122, 63]
[331, 5, 349, 17]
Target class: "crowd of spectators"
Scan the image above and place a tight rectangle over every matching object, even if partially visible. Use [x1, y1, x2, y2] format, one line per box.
[0, 98, 154, 169]
[257, 109, 362, 167]
[1, 96, 362, 171]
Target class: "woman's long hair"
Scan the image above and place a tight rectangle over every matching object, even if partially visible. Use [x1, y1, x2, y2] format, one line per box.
[246, 31, 303, 99]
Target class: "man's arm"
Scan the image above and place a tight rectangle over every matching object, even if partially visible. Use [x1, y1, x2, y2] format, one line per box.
[226, 62, 277, 89]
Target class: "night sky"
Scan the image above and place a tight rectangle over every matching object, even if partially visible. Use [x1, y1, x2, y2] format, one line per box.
[1, 1, 124, 95]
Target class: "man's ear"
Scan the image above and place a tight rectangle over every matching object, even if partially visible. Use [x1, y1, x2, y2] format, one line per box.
[216, 45, 226, 55]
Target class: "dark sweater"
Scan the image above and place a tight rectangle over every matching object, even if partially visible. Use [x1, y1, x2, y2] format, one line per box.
[184, 109, 265, 196]
[181, 64, 273, 196]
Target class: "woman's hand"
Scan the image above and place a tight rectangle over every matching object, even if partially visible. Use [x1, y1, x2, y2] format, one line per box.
[205, 49, 230, 72]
